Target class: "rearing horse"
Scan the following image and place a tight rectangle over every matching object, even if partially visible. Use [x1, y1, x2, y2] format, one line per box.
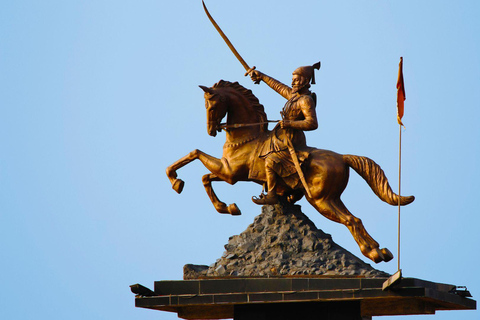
[166, 80, 414, 263]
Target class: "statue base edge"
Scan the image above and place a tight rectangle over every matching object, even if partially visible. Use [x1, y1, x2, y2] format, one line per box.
[131, 277, 476, 319]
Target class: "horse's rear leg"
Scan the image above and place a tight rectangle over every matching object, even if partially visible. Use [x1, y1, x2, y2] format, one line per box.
[308, 197, 393, 263]
[202, 173, 241, 216]
[166, 149, 234, 193]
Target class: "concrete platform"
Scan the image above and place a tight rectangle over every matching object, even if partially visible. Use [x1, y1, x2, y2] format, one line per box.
[132, 277, 476, 319]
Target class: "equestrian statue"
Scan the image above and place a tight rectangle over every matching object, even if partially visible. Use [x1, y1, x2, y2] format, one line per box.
[166, 1, 415, 264]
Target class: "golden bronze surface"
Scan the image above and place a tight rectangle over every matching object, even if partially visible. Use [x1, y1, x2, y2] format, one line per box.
[166, 75, 414, 264]
[166, 2, 414, 264]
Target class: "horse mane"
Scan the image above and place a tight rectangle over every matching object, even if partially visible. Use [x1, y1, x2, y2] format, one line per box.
[212, 80, 268, 132]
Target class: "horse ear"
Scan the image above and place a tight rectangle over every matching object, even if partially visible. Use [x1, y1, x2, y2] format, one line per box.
[199, 85, 215, 95]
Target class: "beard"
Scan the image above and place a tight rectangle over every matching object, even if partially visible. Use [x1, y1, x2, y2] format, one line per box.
[292, 84, 308, 94]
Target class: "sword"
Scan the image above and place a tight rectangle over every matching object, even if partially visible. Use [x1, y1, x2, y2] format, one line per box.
[286, 136, 313, 199]
[202, 1, 260, 83]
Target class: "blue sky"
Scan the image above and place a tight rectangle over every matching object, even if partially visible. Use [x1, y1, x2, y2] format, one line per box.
[1, 1, 479, 319]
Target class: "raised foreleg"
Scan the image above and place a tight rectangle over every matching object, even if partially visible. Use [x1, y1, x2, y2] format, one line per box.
[166, 149, 236, 192]
[202, 173, 241, 216]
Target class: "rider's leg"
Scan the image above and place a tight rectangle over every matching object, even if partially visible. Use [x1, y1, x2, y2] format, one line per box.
[252, 159, 279, 205]
[265, 165, 278, 197]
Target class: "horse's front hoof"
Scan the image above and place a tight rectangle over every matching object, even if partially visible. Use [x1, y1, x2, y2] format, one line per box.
[172, 179, 185, 194]
[228, 203, 241, 216]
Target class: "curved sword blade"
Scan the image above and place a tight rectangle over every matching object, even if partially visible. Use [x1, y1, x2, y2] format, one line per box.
[202, 1, 250, 72]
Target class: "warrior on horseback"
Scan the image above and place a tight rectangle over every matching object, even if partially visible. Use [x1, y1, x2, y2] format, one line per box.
[248, 62, 321, 205]
[165, 2, 415, 263]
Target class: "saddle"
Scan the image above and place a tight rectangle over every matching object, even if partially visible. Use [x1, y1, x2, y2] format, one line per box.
[248, 130, 312, 189]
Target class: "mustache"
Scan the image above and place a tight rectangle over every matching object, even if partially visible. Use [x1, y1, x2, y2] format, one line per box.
[292, 83, 310, 93]
[292, 84, 305, 93]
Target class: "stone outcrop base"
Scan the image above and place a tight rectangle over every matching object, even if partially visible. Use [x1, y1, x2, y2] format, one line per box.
[185, 202, 389, 279]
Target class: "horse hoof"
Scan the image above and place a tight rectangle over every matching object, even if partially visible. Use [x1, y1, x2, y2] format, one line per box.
[381, 248, 394, 262]
[172, 179, 184, 194]
[228, 203, 241, 216]
[369, 248, 385, 264]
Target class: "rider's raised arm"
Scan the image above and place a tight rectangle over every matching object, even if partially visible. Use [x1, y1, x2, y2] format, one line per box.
[262, 75, 292, 100]
[248, 70, 292, 100]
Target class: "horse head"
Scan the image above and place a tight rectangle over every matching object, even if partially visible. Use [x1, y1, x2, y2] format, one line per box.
[199, 85, 228, 137]
[200, 80, 268, 138]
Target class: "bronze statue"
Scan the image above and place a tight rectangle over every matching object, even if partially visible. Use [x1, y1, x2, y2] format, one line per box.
[166, 78, 414, 263]
[166, 1, 415, 264]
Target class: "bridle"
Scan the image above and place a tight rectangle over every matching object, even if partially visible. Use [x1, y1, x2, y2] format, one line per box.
[217, 120, 279, 131]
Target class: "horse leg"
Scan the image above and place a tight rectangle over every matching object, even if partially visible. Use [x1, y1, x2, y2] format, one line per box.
[308, 197, 393, 263]
[202, 173, 241, 216]
[166, 148, 240, 197]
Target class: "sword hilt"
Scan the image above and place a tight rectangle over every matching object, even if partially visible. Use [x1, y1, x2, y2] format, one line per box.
[244, 66, 261, 84]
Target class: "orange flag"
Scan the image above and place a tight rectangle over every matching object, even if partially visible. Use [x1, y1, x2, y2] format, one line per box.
[396, 57, 406, 126]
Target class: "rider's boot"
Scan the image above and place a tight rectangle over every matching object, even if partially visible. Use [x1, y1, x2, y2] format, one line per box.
[252, 191, 278, 205]
[252, 165, 279, 205]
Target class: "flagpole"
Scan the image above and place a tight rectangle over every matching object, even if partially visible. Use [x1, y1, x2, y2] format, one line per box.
[397, 124, 402, 272]
[396, 56, 405, 273]
[383, 57, 405, 290]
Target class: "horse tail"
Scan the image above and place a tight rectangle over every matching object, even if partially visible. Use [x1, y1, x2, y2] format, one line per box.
[343, 154, 415, 206]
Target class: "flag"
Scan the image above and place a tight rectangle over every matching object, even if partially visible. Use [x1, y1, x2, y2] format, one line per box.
[397, 57, 405, 126]
[396, 57, 406, 126]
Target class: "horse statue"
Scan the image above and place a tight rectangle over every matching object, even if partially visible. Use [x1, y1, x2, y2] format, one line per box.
[166, 80, 414, 263]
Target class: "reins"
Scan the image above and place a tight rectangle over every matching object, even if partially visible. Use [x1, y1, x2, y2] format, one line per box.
[218, 120, 279, 131]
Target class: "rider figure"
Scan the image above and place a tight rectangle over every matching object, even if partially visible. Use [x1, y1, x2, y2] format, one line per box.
[248, 62, 321, 205]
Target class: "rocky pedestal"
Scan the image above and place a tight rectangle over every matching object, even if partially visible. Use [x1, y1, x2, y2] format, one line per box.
[133, 202, 476, 319]
[184, 202, 389, 279]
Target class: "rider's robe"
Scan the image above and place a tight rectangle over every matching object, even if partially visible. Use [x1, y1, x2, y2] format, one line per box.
[253, 76, 318, 189]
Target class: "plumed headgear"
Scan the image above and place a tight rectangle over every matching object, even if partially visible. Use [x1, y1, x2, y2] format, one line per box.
[292, 61, 321, 84]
